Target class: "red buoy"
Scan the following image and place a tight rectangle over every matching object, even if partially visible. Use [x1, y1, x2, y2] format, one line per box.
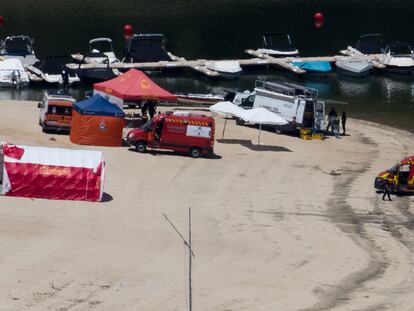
[0, 16, 4, 26]
[314, 12, 324, 23]
[123, 24, 133, 40]
[314, 12, 324, 28]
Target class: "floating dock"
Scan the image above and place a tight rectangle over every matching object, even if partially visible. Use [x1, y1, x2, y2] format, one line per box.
[66, 50, 387, 78]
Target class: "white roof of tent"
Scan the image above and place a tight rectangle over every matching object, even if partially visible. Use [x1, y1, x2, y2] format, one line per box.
[3, 144, 103, 169]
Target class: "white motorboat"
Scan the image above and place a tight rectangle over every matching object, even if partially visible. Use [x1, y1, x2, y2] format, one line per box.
[72, 38, 119, 64]
[0, 58, 29, 88]
[205, 60, 242, 78]
[335, 56, 372, 76]
[382, 42, 414, 74]
[176, 93, 225, 105]
[255, 33, 299, 57]
[0, 35, 39, 66]
[340, 33, 385, 56]
[27, 56, 80, 85]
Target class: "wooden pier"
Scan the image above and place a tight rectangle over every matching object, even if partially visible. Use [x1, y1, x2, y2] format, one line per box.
[66, 50, 387, 78]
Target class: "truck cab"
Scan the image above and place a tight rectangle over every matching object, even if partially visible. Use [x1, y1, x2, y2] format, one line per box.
[126, 111, 215, 158]
[38, 91, 76, 133]
[374, 156, 414, 194]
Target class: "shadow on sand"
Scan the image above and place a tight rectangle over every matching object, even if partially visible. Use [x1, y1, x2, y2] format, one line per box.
[217, 139, 292, 152]
[101, 192, 113, 202]
[128, 148, 222, 159]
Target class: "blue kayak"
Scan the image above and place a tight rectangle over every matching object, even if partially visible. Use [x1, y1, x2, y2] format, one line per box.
[290, 61, 332, 73]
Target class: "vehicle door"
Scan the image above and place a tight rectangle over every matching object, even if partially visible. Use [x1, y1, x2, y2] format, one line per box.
[146, 120, 157, 147]
[407, 164, 414, 191]
[295, 100, 306, 125]
[397, 164, 410, 191]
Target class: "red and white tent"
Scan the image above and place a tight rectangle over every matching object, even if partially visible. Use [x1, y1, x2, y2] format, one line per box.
[1, 144, 105, 202]
[93, 68, 177, 108]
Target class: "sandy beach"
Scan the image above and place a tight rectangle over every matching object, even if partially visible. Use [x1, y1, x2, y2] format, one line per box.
[0, 100, 414, 310]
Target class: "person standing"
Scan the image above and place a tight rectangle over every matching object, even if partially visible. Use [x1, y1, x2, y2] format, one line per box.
[382, 180, 392, 201]
[341, 111, 347, 136]
[326, 107, 337, 133]
[333, 117, 341, 139]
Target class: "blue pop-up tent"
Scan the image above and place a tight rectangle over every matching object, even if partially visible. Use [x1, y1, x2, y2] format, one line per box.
[70, 94, 125, 146]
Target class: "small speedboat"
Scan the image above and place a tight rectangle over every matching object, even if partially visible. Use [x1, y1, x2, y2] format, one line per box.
[340, 33, 385, 56]
[27, 56, 80, 85]
[0, 35, 39, 66]
[290, 60, 332, 73]
[205, 60, 242, 78]
[0, 58, 29, 88]
[382, 42, 414, 74]
[72, 38, 119, 64]
[255, 33, 299, 57]
[68, 52, 120, 83]
[176, 93, 225, 105]
[335, 56, 372, 76]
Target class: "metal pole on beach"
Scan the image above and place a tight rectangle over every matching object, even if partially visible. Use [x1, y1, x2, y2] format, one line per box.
[258, 123, 262, 148]
[163, 209, 195, 311]
[221, 114, 228, 139]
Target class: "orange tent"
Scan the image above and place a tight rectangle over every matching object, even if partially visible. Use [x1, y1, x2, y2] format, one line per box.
[70, 95, 125, 147]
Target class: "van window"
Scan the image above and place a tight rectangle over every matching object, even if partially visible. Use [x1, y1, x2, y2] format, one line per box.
[47, 105, 72, 116]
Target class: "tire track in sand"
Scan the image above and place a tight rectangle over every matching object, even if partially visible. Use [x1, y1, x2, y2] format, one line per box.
[301, 133, 386, 311]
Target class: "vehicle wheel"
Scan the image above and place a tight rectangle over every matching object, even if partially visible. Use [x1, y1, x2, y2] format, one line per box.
[135, 141, 147, 153]
[42, 124, 48, 133]
[189, 147, 201, 158]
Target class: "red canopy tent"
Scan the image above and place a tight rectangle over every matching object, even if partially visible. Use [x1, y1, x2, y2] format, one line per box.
[93, 69, 177, 108]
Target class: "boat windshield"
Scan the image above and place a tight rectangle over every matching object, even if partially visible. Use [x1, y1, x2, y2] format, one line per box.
[263, 33, 295, 51]
[90, 40, 113, 53]
[356, 34, 384, 54]
[4, 40, 32, 55]
[389, 43, 412, 56]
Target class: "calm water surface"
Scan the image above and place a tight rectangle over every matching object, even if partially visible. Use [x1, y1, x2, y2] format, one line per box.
[1, 1, 414, 131]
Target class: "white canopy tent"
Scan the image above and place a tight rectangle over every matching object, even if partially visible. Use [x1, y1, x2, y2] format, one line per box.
[240, 107, 288, 146]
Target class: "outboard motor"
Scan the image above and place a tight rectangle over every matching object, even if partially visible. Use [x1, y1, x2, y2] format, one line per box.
[10, 70, 21, 88]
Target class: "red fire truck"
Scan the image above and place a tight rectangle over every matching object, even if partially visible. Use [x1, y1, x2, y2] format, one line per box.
[126, 111, 215, 158]
[374, 155, 414, 194]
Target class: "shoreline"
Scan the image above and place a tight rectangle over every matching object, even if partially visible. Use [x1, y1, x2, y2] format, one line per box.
[0, 100, 414, 310]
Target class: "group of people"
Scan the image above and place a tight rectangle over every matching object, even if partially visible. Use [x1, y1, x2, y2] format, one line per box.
[326, 107, 346, 139]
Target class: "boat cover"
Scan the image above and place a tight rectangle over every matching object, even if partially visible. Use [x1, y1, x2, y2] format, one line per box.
[125, 35, 171, 62]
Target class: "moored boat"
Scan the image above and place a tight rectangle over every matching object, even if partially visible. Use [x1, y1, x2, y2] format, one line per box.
[204, 60, 242, 78]
[255, 33, 299, 57]
[335, 56, 372, 77]
[290, 60, 332, 73]
[0, 58, 29, 88]
[382, 42, 414, 74]
[0, 35, 39, 66]
[176, 93, 225, 106]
